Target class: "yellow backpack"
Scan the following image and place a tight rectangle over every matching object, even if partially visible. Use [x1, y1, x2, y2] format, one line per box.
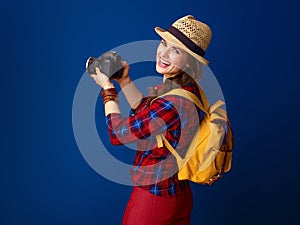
[152, 85, 234, 185]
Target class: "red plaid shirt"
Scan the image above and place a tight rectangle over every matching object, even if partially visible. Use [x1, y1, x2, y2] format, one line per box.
[106, 83, 203, 196]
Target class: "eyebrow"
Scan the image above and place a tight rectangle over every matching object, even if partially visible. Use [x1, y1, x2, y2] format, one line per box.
[162, 39, 183, 51]
[162, 39, 184, 52]
[172, 46, 181, 51]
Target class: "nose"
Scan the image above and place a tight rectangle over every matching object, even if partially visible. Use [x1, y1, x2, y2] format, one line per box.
[160, 47, 170, 59]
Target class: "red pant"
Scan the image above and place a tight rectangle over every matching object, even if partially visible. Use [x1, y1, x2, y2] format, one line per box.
[122, 186, 193, 225]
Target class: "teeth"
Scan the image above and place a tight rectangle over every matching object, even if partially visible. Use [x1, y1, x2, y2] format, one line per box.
[159, 58, 170, 65]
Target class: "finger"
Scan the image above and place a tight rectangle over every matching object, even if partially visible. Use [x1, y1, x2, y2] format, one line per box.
[123, 63, 130, 73]
[121, 60, 128, 66]
[95, 67, 101, 74]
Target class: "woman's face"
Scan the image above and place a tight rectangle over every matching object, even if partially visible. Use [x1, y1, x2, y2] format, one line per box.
[156, 39, 189, 78]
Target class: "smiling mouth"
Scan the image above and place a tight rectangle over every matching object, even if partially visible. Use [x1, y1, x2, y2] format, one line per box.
[158, 58, 170, 68]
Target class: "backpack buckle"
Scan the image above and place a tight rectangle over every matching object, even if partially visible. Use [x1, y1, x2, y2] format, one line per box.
[207, 173, 222, 185]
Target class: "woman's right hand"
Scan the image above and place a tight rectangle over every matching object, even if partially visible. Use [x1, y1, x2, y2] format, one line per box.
[90, 67, 114, 89]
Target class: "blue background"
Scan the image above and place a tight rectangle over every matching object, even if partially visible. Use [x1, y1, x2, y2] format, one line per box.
[1, 0, 300, 224]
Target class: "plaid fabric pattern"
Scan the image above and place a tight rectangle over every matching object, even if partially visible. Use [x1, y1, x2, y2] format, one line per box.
[106, 83, 203, 196]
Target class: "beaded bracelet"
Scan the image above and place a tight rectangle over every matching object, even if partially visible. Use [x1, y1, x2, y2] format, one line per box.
[103, 95, 119, 104]
[101, 88, 118, 97]
[101, 87, 119, 104]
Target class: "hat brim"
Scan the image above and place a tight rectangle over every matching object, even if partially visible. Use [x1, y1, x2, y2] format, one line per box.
[155, 27, 209, 65]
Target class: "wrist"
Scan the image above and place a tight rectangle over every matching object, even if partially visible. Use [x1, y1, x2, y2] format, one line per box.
[102, 81, 115, 90]
[119, 77, 131, 87]
[101, 87, 118, 104]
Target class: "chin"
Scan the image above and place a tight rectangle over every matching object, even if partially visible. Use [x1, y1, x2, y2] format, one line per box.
[155, 64, 164, 75]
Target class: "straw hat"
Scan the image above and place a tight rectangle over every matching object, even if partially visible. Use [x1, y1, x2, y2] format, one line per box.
[155, 15, 212, 65]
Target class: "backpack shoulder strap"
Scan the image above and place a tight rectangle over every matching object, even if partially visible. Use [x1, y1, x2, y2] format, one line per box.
[159, 134, 185, 164]
[151, 87, 207, 162]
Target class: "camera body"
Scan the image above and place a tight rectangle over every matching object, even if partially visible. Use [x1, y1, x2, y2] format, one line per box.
[86, 51, 124, 79]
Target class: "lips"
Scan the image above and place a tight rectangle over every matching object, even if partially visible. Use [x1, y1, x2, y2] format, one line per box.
[158, 58, 170, 68]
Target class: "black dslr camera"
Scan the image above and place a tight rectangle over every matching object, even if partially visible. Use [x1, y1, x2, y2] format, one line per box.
[86, 51, 124, 79]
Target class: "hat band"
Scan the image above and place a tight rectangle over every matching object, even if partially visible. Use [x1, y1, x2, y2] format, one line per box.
[167, 26, 205, 57]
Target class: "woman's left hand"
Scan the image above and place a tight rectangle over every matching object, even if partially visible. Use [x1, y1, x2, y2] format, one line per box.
[90, 67, 114, 89]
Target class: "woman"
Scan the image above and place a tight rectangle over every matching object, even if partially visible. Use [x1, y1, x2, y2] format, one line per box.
[90, 15, 212, 225]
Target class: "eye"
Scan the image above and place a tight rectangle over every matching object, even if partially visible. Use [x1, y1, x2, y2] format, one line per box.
[173, 48, 181, 54]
